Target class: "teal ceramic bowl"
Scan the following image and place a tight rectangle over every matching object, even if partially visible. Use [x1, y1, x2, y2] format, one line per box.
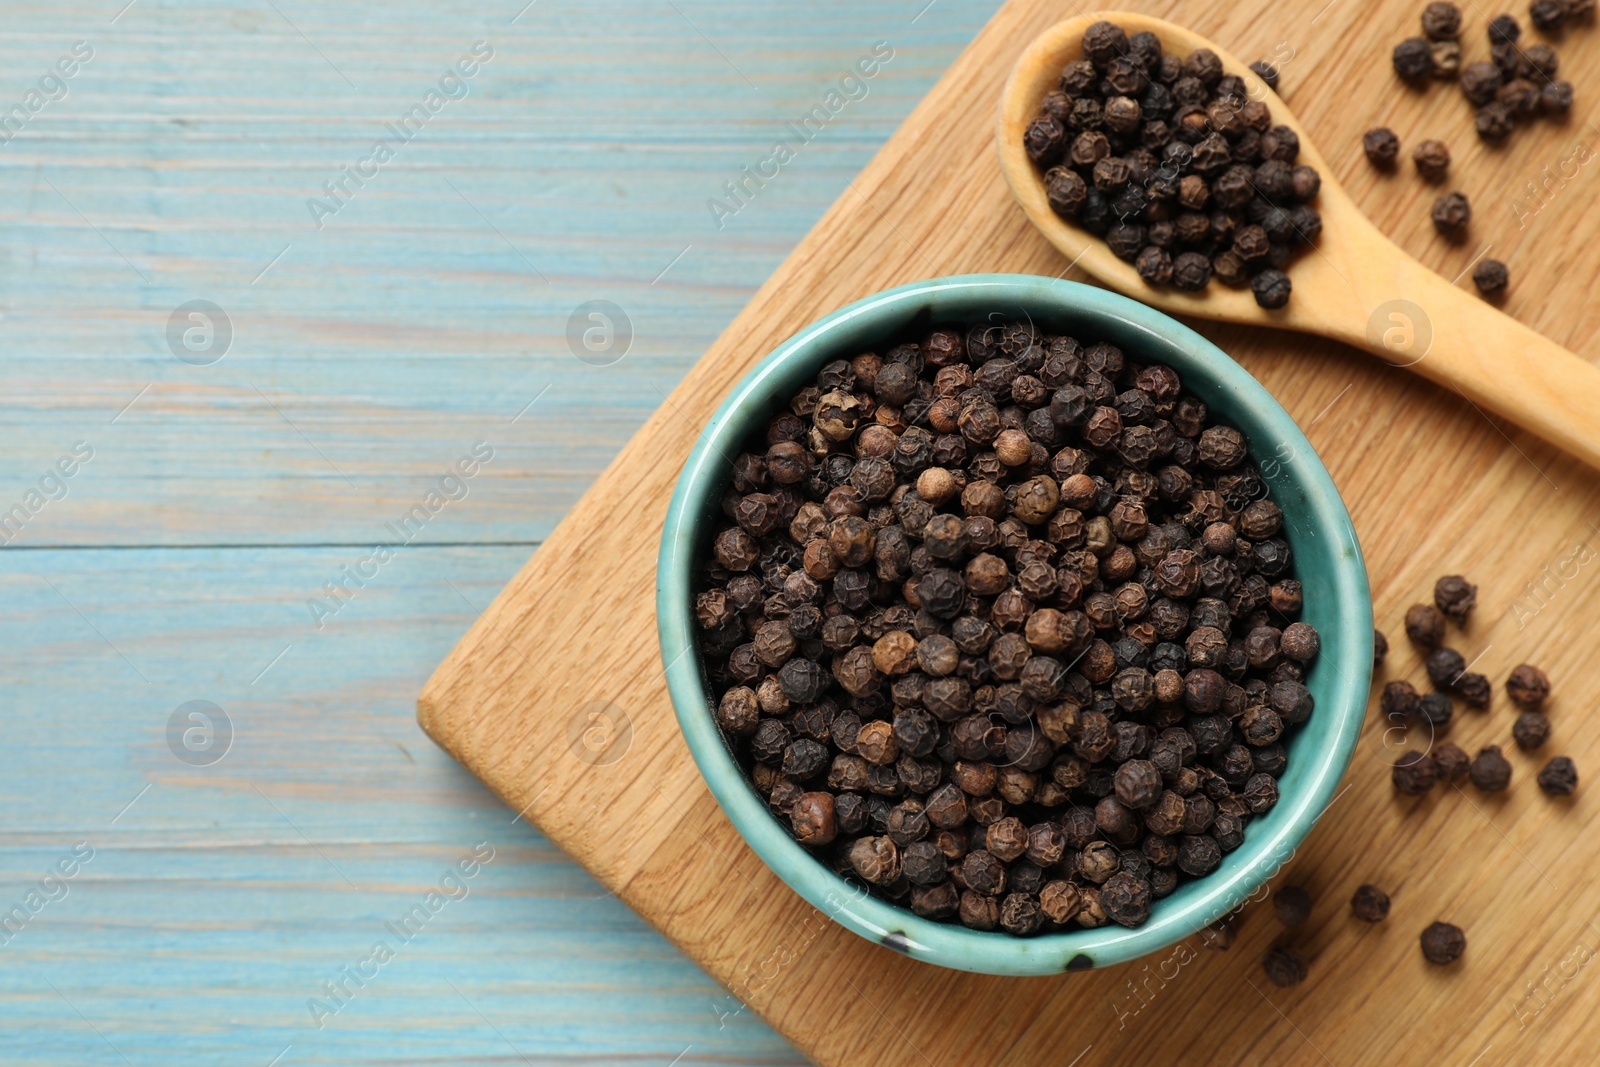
[658, 275, 1370, 976]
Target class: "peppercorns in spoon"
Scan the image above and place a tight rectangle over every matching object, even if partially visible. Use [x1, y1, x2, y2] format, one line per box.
[998, 14, 1600, 471]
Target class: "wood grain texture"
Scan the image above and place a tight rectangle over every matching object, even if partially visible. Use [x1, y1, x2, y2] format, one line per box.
[420, 0, 1600, 1065]
[0, 0, 1000, 1063]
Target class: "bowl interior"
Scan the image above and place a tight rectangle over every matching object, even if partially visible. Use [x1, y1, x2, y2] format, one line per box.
[658, 274, 1370, 975]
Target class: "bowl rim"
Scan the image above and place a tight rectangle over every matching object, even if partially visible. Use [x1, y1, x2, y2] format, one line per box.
[657, 274, 1371, 975]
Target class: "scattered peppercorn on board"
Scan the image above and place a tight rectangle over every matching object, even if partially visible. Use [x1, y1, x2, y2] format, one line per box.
[419, 0, 1600, 1061]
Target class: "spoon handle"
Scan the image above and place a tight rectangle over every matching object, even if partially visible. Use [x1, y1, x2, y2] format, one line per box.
[1329, 251, 1600, 472]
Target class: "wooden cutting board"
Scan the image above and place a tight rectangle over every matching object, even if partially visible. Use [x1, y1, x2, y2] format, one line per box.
[418, 0, 1600, 1062]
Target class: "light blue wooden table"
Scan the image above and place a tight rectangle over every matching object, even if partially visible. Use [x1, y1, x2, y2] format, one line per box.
[0, 2, 996, 1063]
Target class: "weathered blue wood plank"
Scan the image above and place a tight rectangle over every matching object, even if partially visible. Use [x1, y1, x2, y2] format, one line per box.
[0, 546, 805, 1065]
[0, 0, 998, 1063]
[0, 0, 996, 546]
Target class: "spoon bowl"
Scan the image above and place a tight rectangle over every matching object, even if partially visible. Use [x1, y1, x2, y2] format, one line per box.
[998, 11, 1600, 470]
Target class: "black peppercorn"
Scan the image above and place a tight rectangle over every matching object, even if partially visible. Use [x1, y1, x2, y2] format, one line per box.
[1393, 37, 1434, 80]
[1024, 116, 1065, 164]
[960, 848, 1008, 896]
[1513, 710, 1551, 751]
[1074, 840, 1118, 885]
[1082, 20, 1129, 66]
[1260, 125, 1299, 162]
[1113, 759, 1164, 810]
[1262, 945, 1307, 987]
[1431, 192, 1471, 237]
[1214, 811, 1247, 852]
[999, 892, 1045, 936]
[1426, 742, 1466, 783]
[1105, 219, 1145, 262]
[1455, 671, 1490, 707]
[1533, 48, 1565, 82]
[1476, 103, 1513, 142]
[1431, 40, 1462, 79]
[848, 836, 901, 885]
[1135, 246, 1174, 286]
[1100, 870, 1152, 928]
[1472, 259, 1509, 297]
[910, 882, 959, 920]
[1531, 0, 1567, 32]
[1351, 883, 1390, 922]
[1060, 59, 1098, 95]
[1460, 61, 1502, 106]
[716, 687, 760, 738]
[1418, 691, 1453, 729]
[959, 890, 1000, 929]
[1541, 81, 1574, 115]
[1287, 205, 1321, 245]
[1488, 41, 1521, 76]
[1422, 1, 1461, 39]
[1421, 920, 1466, 964]
[1177, 834, 1222, 875]
[984, 816, 1029, 862]
[1171, 251, 1212, 291]
[1412, 139, 1451, 182]
[1381, 680, 1421, 719]
[1499, 78, 1540, 118]
[1044, 166, 1088, 218]
[1251, 269, 1292, 310]
[791, 792, 837, 846]
[1038, 880, 1082, 926]
[782, 738, 831, 780]
[1469, 744, 1512, 791]
[1273, 885, 1311, 927]
[1405, 603, 1446, 647]
[1393, 750, 1438, 795]
[1488, 13, 1521, 45]
[1363, 127, 1402, 166]
[1538, 756, 1578, 796]
[1506, 663, 1551, 707]
[1426, 647, 1466, 689]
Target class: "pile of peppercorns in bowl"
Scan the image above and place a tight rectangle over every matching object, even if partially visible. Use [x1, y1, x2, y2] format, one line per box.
[658, 276, 1373, 974]
[1021, 20, 1321, 310]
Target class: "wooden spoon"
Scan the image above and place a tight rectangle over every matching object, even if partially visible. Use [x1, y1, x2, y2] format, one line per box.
[998, 12, 1600, 470]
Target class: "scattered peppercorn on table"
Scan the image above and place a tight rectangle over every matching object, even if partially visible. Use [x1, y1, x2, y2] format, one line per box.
[421, 0, 1600, 1062]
